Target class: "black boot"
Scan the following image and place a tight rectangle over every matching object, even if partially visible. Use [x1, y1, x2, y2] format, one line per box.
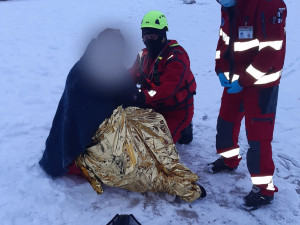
[244, 186, 274, 209]
[197, 183, 207, 198]
[208, 157, 237, 174]
[178, 123, 193, 145]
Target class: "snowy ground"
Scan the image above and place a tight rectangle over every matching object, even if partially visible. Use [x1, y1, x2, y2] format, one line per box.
[0, 0, 299, 224]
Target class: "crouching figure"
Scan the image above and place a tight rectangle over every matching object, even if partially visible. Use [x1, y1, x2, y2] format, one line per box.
[39, 28, 205, 202]
[76, 106, 206, 202]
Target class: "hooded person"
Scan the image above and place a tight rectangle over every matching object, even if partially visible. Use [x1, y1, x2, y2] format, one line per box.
[39, 28, 145, 178]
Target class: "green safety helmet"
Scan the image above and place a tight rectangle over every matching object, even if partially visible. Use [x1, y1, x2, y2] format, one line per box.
[141, 10, 168, 31]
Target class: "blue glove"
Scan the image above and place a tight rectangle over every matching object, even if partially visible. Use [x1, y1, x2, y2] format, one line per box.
[218, 73, 230, 87]
[218, 0, 236, 7]
[227, 80, 243, 94]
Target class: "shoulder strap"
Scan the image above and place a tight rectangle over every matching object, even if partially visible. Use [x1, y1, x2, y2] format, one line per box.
[153, 43, 181, 74]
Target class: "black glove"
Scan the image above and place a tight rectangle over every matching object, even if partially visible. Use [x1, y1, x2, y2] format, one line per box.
[136, 75, 152, 90]
[135, 91, 146, 108]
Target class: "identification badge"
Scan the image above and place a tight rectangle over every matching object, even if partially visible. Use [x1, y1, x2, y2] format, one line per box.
[238, 26, 253, 39]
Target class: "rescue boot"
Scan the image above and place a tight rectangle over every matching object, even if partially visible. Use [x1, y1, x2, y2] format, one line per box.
[208, 157, 237, 174]
[178, 123, 193, 145]
[244, 186, 274, 209]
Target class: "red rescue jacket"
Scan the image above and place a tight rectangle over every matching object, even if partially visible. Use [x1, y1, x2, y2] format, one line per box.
[130, 40, 196, 112]
[215, 0, 287, 87]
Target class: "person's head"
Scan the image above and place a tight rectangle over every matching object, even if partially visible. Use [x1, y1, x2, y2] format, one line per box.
[141, 10, 168, 58]
[97, 28, 126, 63]
[84, 28, 129, 88]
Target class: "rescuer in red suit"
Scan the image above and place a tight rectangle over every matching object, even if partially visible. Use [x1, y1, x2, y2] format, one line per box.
[210, 0, 287, 209]
[130, 10, 197, 144]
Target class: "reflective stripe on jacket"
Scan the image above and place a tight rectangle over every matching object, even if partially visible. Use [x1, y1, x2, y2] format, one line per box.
[215, 0, 287, 87]
[130, 40, 196, 111]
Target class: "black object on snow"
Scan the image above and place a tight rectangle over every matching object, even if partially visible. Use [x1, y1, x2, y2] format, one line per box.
[106, 214, 142, 225]
[209, 157, 237, 174]
[178, 123, 193, 145]
[244, 186, 274, 209]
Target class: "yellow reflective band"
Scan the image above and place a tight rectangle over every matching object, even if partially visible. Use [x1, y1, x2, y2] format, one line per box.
[170, 43, 180, 47]
[255, 70, 282, 85]
[251, 176, 273, 185]
[148, 90, 157, 97]
[216, 50, 221, 59]
[219, 148, 240, 158]
[234, 39, 259, 52]
[246, 65, 266, 80]
[158, 56, 163, 60]
[220, 29, 230, 45]
[259, 40, 283, 51]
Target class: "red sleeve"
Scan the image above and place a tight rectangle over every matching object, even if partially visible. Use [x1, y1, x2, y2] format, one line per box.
[215, 8, 230, 75]
[239, 0, 287, 87]
[129, 54, 140, 83]
[144, 52, 190, 106]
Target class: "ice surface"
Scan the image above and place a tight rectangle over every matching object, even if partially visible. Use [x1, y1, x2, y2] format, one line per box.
[0, 0, 299, 224]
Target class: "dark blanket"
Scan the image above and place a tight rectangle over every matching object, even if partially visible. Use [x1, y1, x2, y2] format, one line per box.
[39, 59, 141, 178]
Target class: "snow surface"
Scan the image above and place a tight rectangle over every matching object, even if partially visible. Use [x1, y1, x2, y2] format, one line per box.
[0, 0, 299, 224]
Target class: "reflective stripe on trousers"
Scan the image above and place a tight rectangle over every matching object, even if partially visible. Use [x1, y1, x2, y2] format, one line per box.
[251, 176, 276, 191]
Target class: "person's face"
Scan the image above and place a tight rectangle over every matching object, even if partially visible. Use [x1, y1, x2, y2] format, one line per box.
[142, 33, 159, 42]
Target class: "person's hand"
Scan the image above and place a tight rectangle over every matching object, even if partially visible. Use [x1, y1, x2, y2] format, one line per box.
[218, 0, 236, 7]
[218, 73, 230, 87]
[136, 75, 152, 90]
[227, 80, 243, 94]
[135, 91, 146, 108]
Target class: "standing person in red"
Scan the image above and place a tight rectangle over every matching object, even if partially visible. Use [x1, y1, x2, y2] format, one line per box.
[210, 0, 287, 208]
[130, 10, 197, 144]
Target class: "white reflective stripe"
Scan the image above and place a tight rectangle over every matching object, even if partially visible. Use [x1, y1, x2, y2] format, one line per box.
[232, 74, 240, 82]
[234, 40, 283, 52]
[223, 72, 240, 82]
[251, 176, 273, 185]
[266, 180, 276, 191]
[224, 72, 230, 80]
[148, 90, 157, 97]
[167, 55, 174, 60]
[234, 39, 259, 52]
[138, 51, 143, 59]
[219, 148, 240, 158]
[220, 29, 230, 45]
[246, 64, 265, 80]
[259, 40, 283, 51]
[216, 50, 221, 59]
[255, 70, 282, 85]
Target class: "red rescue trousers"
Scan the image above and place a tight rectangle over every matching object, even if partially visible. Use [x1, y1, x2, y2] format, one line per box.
[216, 86, 279, 196]
[162, 101, 194, 143]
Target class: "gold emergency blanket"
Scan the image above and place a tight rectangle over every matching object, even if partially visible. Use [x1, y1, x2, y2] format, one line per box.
[75, 106, 202, 202]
